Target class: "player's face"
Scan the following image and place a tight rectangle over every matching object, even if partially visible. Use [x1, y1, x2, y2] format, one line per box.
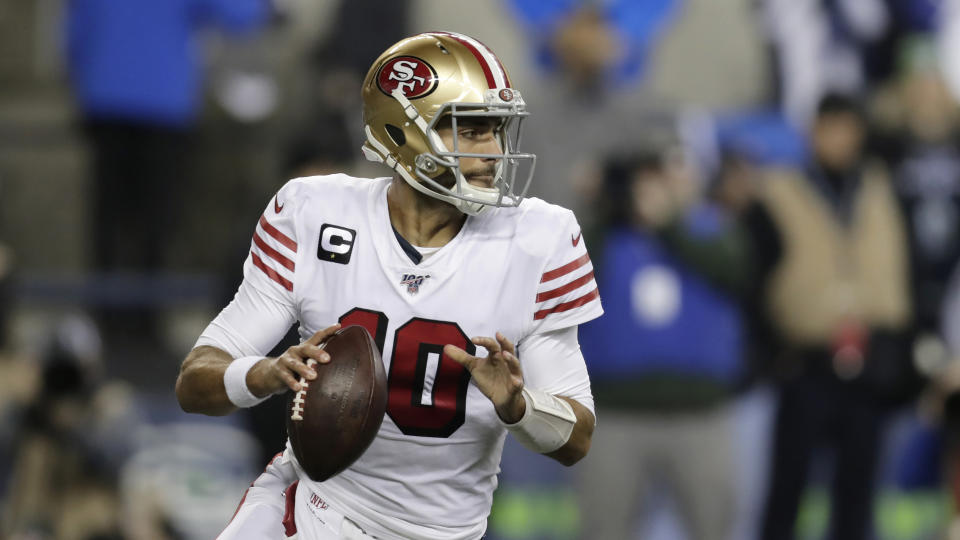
[435, 117, 502, 189]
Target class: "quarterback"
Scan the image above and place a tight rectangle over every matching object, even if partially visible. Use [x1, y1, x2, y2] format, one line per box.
[176, 32, 602, 539]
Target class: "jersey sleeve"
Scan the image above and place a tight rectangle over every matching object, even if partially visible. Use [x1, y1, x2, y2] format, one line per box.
[518, 326, 595, 417]
[195, 277, 298, 357]
[529, 210, 603, 334]
[242, 180, 302, 305]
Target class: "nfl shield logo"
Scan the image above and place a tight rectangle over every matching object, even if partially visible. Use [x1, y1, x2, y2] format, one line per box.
[400, 273, 430, 295]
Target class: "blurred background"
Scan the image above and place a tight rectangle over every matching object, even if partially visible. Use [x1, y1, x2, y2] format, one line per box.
[3, 0, 960, 538]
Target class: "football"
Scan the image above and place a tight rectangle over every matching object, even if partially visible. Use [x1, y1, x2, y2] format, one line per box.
[286, 325, 387, 481]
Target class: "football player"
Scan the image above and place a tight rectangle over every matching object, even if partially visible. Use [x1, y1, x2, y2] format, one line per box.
[175, 31, 602, 539]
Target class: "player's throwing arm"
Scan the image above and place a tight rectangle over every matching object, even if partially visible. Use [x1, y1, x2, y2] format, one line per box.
[175, 324, 341, 416]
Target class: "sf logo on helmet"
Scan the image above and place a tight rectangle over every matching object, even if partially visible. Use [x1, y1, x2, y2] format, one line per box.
[377, 56, 438, 99]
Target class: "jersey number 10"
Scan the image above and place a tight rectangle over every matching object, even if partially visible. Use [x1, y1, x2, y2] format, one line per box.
[339, 307, 475, 438]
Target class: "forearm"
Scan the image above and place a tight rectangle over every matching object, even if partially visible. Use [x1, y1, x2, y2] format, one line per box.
[177, 327, 337, 416]
[501, 385, 595, 466]
[545, 396, 594, 466]
[508, 327, 595, 465]
[175, 346, 239, 416]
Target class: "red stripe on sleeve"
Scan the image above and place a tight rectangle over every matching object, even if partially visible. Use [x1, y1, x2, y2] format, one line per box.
[533, 288, 599, 320]
[540, 253, 591, 283]
[251, 252, 293, 292]
[259, 215, 298, 252]
[536, 270, 595, 302]
[253, 233, 295, 271]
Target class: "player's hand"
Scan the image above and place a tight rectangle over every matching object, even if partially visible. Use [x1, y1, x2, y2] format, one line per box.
[445, 332, 526, 424]
[246, 324, 341, 397]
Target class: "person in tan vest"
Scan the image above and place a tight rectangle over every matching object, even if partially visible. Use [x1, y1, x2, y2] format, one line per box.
[759, 93, 912, 540]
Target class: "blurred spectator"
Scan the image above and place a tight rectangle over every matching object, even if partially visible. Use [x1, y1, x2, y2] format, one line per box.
[509, 0, 679, 92]
[709, 150, 785, 383]
[872, 47, 960, 503]
[507, 1, 681, 215]
[1, 316, 141, 540]
[760, 0, 891, 126]
[0, 245, 36, 500]
[644, 0, 769, 111]
[922, 44, 960, 516]
[64, 0, 270, 345]
[940, 257, 960, 536]
[875, 39, 960, 345]
[119, 422, 260, 540]
[758, 93, 912, 540]
[0, 354, 37, 498]
[0, 243, 29, 497]
[577, 146, 750, 540]
[287, 0, 412, 172]
[939, 0, 960, 103]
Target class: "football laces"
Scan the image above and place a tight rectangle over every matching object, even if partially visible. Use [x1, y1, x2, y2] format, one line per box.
[290, 358, 318, 421]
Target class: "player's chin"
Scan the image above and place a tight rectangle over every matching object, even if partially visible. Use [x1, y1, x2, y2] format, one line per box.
[465, 175, 494, 189]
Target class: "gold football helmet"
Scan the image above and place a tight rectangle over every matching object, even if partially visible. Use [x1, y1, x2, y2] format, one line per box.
[361, 31, 536, 215]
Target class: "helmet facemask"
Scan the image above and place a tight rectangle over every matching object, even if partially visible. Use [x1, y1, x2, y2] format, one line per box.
[365, 89, 537, 216]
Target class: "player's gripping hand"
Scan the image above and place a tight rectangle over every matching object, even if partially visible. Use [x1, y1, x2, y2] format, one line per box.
[247, 324, 341, 397]
[445, 332, 526, 424]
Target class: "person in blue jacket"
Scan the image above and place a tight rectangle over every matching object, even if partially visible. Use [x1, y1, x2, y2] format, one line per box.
[577, 147, 751, 540]
[65, 0, 269, 344]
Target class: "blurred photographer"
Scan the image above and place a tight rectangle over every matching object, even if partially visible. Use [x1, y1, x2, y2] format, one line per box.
[2, 317, 139, 540]
[577, 146, 750, 540]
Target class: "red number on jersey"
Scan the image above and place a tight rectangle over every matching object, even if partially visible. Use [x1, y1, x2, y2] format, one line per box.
[339, 307, 388, 352]
[387, 318, 473, 437]
[338, 310, 473, 438]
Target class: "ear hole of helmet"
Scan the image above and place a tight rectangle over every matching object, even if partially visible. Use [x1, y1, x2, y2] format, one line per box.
[385, 124, 406, 147]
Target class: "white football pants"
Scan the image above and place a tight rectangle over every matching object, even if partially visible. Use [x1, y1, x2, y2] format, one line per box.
[217, 451, 373, 540]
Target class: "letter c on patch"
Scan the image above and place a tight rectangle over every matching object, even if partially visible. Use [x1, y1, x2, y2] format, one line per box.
[318, 224, 357, 264]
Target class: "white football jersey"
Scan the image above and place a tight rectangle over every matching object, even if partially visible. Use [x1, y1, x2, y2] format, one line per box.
[203, 174, 602, 539]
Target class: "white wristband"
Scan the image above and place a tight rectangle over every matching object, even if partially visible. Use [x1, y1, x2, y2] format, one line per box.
[503, 387, 577, 454]
[224, 356, 270, 408]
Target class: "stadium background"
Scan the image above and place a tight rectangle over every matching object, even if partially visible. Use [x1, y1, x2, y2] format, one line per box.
[0, 0, 955, 538]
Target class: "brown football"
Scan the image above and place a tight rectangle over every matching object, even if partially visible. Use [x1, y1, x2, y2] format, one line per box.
[286, 325, 387, 481]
